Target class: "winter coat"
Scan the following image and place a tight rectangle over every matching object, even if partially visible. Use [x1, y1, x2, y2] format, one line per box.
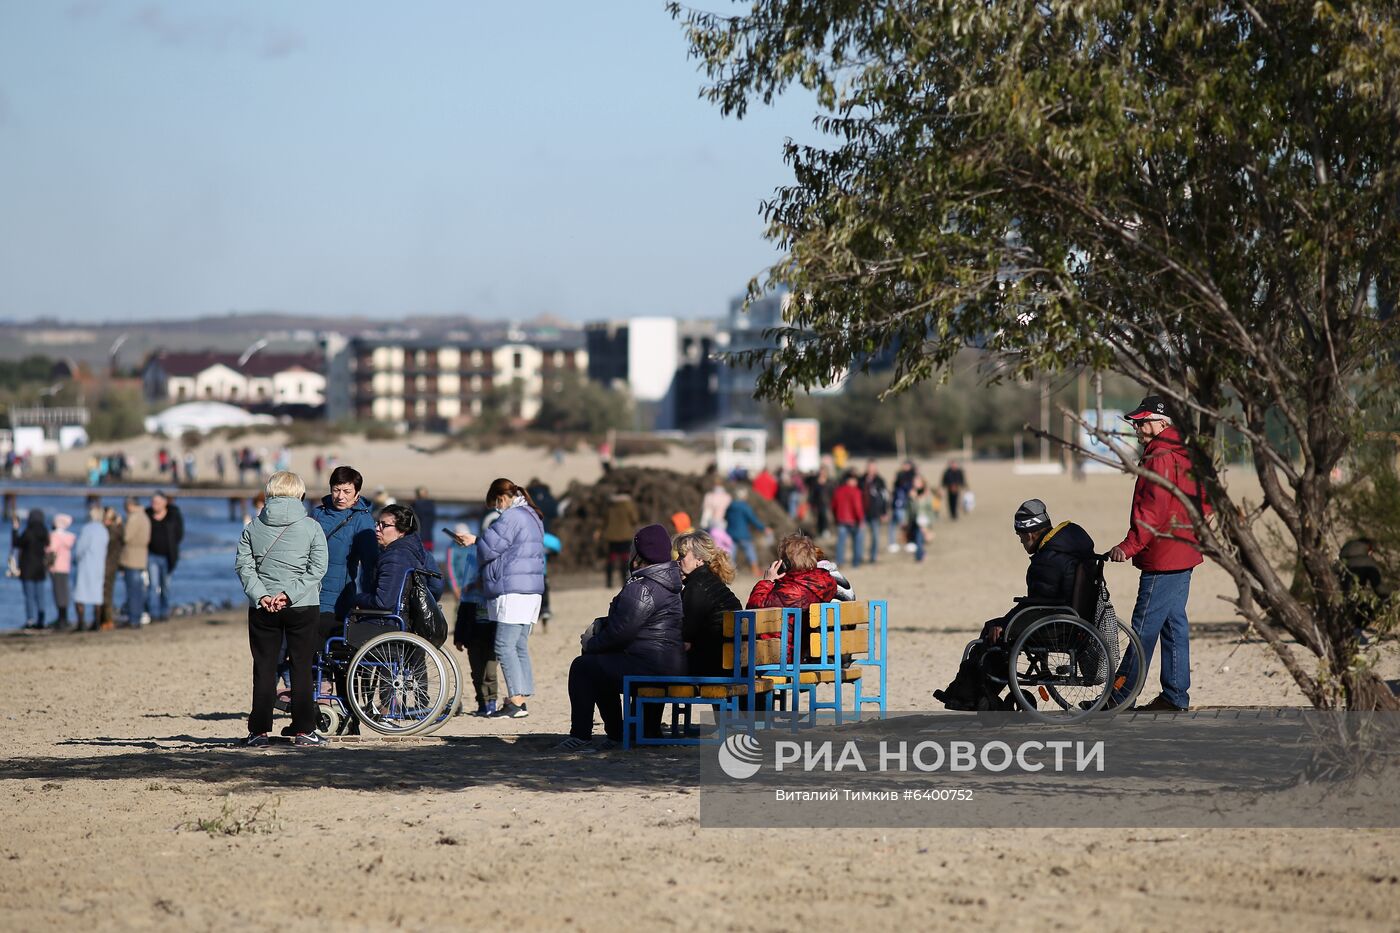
[861, 474, 889, 520]
[477, 501, 546, 598]
[311, 494, 379, 618]
[583, 560, 686, 673]
[355, 531, 444, 611]
[146, 505, 184, 571]
[602, 496, 639, 543]
[724, 499, 765, 542]
[234, 496, 329, 609]
[47, 528, 75, 574]
[1115, 426, 1210, 572]
[831, 483, 865, 525]
[681, 564, 742, 676]
[747, 566, 840, 662]
[11, 513, 49, 581]
[71, 520, 108, 605]
[119, 509, 150, 571]
[700, 487, 732, 530]
[1024, 522, 1096, 606]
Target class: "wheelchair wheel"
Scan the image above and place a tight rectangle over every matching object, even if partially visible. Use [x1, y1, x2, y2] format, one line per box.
[346, 632, 450, 735]
[419, 646, 464, 734]
[315, 702, 342, 737]
[1008, 615, 1111, 723]
[440, 646, 464, 718]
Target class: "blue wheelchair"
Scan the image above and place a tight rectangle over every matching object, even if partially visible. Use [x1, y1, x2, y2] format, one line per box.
[311, 569, 462, 737]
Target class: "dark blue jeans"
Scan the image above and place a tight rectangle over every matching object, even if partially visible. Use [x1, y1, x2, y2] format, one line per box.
[21, 578, 46, 626]
[122, 568, 146, 626]
[835, 523, 862, 568]
[1113, 569, 1193, 707]
[146, 555, 172, 620]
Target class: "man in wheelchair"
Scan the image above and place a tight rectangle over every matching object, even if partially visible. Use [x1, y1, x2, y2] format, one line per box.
[934, 499, 1096, 711]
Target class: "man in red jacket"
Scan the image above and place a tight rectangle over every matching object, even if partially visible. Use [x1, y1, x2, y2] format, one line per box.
[830, 472, 866, 568]
[1108, 396, 1209, 711]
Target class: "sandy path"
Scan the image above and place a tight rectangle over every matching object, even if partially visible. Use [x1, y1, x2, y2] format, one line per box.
[3, 459, 1398, 931]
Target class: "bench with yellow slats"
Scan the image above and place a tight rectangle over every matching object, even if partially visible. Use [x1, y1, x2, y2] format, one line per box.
[753, 599, 889, 724]
[621, 606, 801, 748]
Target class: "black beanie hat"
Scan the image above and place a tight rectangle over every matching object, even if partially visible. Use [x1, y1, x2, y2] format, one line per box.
[1013, 498, 1051, 533]
[633, 523, 673, 564]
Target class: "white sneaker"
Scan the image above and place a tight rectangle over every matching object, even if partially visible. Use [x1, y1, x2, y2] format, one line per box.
[887, 544, 900, 553]
[139, 613, 151, 627]
[904, 543, 918, 553]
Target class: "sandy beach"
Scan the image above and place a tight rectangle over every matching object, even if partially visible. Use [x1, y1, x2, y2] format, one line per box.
[3, 453, 1398, 931]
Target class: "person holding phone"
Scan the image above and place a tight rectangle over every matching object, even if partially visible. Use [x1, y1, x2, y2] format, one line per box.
[449, 478, 545, 720]
[745, 533, 838, 662]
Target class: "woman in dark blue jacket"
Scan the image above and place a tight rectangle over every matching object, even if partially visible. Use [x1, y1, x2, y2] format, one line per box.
[311, 466, 379, 625]
[356, 504, 443, 612]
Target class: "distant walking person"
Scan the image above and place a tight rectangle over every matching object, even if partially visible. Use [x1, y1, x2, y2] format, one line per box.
[120, 497, 151, 627]
[11, 509, 50, 630]
[859, 460, 888, 564]
[99, 507, 123, 630]
[412, 487, 438, 551]
[724, 487, 767, 577]
[47, 513, 76, 629]
[830, 473, 866, 568]
[452, 478, 546, 720]
[71, 506, 109, 631]
[1108, 396, 1210, 712]
[601, 492, 640, 588]
[145, 492, 184, 623]
[940, 460, 968, 521]
[235, 471, 329, 748]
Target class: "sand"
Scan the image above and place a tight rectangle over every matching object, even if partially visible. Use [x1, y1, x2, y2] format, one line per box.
[4, 454, 1399, 931]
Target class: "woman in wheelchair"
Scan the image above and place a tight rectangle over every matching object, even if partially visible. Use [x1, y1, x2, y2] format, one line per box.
[355, 503, 445, 613]
[934, 499, 1096, 711]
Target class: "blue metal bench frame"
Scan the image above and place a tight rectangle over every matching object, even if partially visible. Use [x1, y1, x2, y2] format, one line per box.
[621, 607, 800, 748]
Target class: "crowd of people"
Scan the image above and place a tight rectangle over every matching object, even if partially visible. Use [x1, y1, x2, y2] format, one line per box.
[7, 491, 183, 631]
[679, 457, 959, 574]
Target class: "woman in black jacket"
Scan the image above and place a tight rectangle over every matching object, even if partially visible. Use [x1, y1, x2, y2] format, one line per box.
[11, 509, 50, 629]
[556, 523, 684, 750]
[673, 530, 741, 677]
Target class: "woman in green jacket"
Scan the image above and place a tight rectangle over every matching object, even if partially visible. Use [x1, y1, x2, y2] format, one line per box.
[234, 471, 329, 747]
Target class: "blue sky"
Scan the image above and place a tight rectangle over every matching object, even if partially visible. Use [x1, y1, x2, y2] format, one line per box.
[0, 1, 817, 323]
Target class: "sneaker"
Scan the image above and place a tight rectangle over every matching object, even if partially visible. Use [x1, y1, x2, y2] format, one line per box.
[1137, 694, 1187, 712]
[239, 733, 270, 748]
[488, 701, 529, 719]
[887, 544, 900, 554]
[589, 737, 618, 752]
[552, 736, 592, 752]
[470, 701, 497, 717]
[293, 732, 327, 747]
[139, 613, 151, 627]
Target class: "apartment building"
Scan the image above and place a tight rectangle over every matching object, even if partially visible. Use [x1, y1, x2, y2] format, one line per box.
[345, 334, 588, 431]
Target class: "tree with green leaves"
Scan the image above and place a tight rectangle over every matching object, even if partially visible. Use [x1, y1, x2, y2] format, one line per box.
[673, 0, 1400, 708]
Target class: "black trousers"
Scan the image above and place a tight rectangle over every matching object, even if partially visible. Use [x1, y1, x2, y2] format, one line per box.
[568, 653, 668, 741]
[249, 604, 319, 736]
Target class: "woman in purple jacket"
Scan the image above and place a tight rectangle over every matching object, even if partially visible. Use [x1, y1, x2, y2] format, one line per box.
[451, 478, 546, 720]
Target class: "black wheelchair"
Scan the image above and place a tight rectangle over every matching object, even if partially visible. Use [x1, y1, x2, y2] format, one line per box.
[311, 569, 462, 737]
[958, 555, 1145, 722]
